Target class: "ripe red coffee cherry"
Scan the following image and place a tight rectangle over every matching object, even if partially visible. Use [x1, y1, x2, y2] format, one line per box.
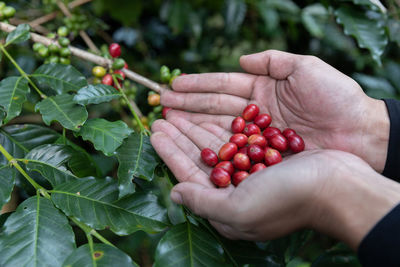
[201, 148, 218, 167]
[218, 143, 238, 161]
[238, 146, 248, 155]
[229, 134, 248, 148]
[282, 128, 296, 138]
[162, 107, 172, 119]
[269, 134, 289, 152]
[262, 127, 281, 139]
[215, 161, 234, 175]
[210, 168, 231, 187]
[101, 74, 113, 86]
[109, 43, 121, 58]
[242, 104, 259, 121]
[247, 144, 265, 163]
[243, 124, 261, 137]
[231, 117, 246, 133]
[114, 70, 126, 80]
[233, 153, 251, 170]
[254, 114, 272, 129]
[232, 171, 249, 186]
[264, 147, 282, 166]
[288, 134, 305, 153]
[248, 134, 267, 147]
[250, 163, 267, 174]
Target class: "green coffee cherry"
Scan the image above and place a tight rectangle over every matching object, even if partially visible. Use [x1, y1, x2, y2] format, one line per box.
[38, 47, 49, 57]
[58, 37, 70, 47]
[93, 77, 102, 84]
[153, 105, 163, 113]
[48, 56, 59, 63]
[171, 68, 181, 77]
[112, 58, 125, 70]
[59, 57, 70, 65]
[47, 32, 56, 39]
[57, 26, 69, 37]
[33, 43, 45, 52]
[92, 66, 107, 78]
[3, 6, 15, 18]
[0, 2, 6, 10]
[59, 47, 71, 57]
[160, 65, 171, 83]
[48, 44, 59, 54]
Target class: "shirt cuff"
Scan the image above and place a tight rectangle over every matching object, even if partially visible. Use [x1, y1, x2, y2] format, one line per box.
[382, 99, 400, 181]
[358, 203, 400, 267]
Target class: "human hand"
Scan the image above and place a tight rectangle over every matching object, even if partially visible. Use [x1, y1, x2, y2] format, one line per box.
[151, 122, 400, 249]
[161, 50, 389, 172]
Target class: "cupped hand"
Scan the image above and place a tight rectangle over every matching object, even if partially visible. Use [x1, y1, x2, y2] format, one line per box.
[161, 50, 389, 172]
[150, 119, 389, 248]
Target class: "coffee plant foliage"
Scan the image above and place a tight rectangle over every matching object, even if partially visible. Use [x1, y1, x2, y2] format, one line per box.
[0, 0, 399, 266]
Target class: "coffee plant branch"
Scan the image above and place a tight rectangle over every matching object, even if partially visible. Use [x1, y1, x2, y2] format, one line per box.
[56, 0, 100, 53]
[0, 22, 166, 94]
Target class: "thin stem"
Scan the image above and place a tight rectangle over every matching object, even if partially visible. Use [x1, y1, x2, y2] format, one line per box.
[0, 143, 43, 191]
[112, 75, 148, 134]
[0, 44, 47, 99]
[62, 128, 66, 145]
[86, 233, 97, 267]
[70, 217, 116, 248]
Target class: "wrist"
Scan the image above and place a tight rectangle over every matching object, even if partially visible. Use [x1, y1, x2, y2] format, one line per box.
[358, 98, 390, 172]
[311, 159, 400, 250]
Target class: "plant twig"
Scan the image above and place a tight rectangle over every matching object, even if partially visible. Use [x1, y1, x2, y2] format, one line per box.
[0, 22, 166, 94]
[56, 0, 100, 53]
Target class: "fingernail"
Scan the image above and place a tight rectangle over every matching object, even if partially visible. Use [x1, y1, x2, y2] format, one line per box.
[170, 191, 183, 204]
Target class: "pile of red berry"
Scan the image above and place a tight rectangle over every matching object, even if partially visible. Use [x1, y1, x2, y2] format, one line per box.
[201, 104, 305, 187]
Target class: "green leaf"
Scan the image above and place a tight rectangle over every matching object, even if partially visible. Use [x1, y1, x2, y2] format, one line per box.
[116, 132, 159, 198]
[0, 76, 30, 123]
[73, 84, 121, 105]
[5, 24, 31, 46]
[264, 0, 299, 14]
[312, 243, 361, 267]
[0, 196, 76, 266]
[51, 177, 169, 235]
[335, 5, 388, 65]
[0, 124, 60, 166]
[353, 73, 396, 98]
[0, 106, 5, 126]
[388, 19, 400, 47]
[75, 118, 133, 156]
[301, 4, 329, 38]
[224, 0, 247, 35]
[24, 144, 78, 187]
[154, 222, 229, 267]
[35, 94, 88, 131]
[0, 165, 15, 211]
[31, 63, 88, 94]
[63, 243, 139, 267]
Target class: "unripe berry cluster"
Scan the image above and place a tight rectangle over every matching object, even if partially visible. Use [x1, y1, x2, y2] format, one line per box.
[201, 104, 305, 187]
[0, 2, 16, 22]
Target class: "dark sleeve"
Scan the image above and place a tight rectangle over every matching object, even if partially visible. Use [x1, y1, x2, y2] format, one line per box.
[358, 203, 400, 267]
[382, 99, 400, 181]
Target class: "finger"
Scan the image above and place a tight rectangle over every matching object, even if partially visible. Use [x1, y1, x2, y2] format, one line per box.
[150, 132, 213, 187]
[161, 90, 248, 116]
[167, 110, 234, 130]
[171, 73, 256, 98]
[151, 119, 211, 174]
[199, 122, 231, 143]
[167, 116, 224, 152]
[171, 182, 234, 223]
[240, 50, 300, 79]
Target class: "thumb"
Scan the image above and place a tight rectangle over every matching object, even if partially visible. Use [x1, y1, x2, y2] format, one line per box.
[239, 50, 300, 80]
[171, 182, 235, 223]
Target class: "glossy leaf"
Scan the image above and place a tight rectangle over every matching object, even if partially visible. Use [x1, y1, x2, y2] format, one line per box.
[353, 73, 396, 99]
[31, 63, 88, 94]
[154, 222, 229, 267]
[5, 24, 31, 46]
[73, 84, 121, 105]
[0, 76, 30, 123]
[51, 177, 169, 235]
[63, 243, 139, 267]
[224, 0, 247, 35]
[335, 6, 388, 65]
[0, 165, 15, 211]
[0, 124, 60, 166]
[264, 0, 299, 14]
[116, 132, 159, 198]
[0, 106, 5, 126]
[301, 4, 328, 38]
[312, 244, 361, 267]
[75, 118, 133, 156]
[24, 144, 78, 187]
[0, 196, 76, 266]
[35, 94, 88, 131]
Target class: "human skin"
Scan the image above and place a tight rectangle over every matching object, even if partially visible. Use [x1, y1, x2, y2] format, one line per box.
[150, 50, 397, 250]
